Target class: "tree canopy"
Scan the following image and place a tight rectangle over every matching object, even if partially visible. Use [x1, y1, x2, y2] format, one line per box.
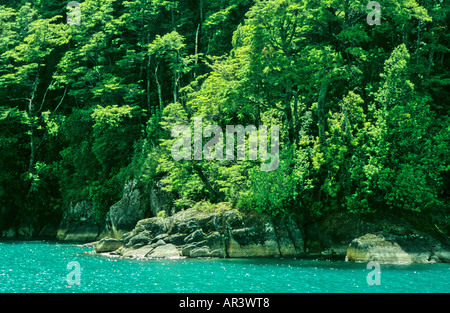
[0, 0, 449, 234]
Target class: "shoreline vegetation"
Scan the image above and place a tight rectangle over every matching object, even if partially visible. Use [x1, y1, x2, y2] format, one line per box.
[1, 0, 449, 265]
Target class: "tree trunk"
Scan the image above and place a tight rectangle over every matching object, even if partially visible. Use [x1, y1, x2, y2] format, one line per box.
[27, 67, 40, 176]
[416, 20, 422, 65]
[317, 79, 329, 145]
[193, 163, 220, 201]
[199, 0, 203, 23]
[194, 23, 200, 78]
[154, 63, 163, 112]
[146, 34, 152, 112]
[292, 91, 299, 143]
[284, 90, 295, 145]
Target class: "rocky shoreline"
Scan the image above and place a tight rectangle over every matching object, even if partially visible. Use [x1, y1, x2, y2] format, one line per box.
[2, 180, 449, 264]
[86, 204, 450, 264]
[93, 203, 305, 259]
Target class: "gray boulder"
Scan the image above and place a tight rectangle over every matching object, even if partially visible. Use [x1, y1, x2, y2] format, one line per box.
[346, 232, 450, 264]
[95, 238, 124, 253]
[147, 244, 181, 258]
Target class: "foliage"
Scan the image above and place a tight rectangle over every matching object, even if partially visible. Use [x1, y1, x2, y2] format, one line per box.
[0, 0, 448, 234]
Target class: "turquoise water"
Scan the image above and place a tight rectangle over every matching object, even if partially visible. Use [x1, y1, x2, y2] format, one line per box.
[0, 241, 449, 293]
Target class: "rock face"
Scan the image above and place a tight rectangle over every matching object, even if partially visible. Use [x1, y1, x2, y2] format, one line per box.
[303, 211, 450, 262]
[346, 232, 450, 264]
[1, 215, 59, 240]
[97, 204, 305, 259]
[54, 178, 177, 242]
[57, 201, 100, 242]
[105, 180, 148, 239]
[149, 176, 175, 217]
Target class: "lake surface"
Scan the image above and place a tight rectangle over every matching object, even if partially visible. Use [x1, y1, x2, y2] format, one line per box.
[0, 241, 448, 293]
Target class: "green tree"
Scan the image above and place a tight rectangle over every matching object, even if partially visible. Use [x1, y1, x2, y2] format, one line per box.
[0, 4, 69, 229]
[362, 44, 448, 215]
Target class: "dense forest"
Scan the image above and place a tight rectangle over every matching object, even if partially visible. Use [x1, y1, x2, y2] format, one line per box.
[0, 0, 449, 236]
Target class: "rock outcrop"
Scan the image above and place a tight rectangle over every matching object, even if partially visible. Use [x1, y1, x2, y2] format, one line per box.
[95, 238, 124, 253]
[149, 175, 175, 217]
[105, 180, 149, 239]
[57, 201, 101, 242]
[94, 203, 305, 259]
[302, 212, 450, 263]
[346, 232, 450, 264]
[56, 178, 169, 242]
[65, 198, 450, 264]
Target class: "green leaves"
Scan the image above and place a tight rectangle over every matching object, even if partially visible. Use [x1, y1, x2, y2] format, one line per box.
[91, 104, 144, 173]
[0, 0, 448, 233]
[359, 44, 447, 214]
[148, 31, 186, 57]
